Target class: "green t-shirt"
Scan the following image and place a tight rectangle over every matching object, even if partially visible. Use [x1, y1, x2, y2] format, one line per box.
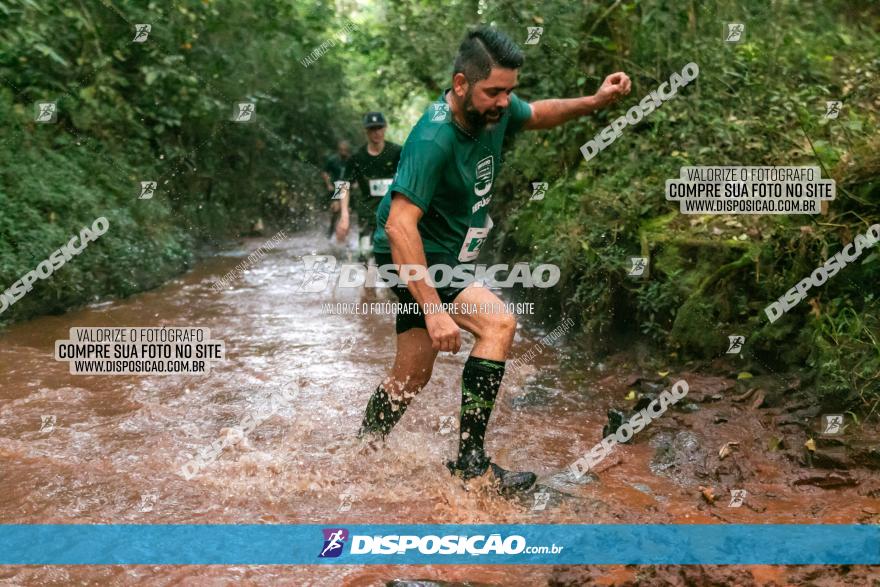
[343, 142, 402, 221]
[372, 90, 532, 261]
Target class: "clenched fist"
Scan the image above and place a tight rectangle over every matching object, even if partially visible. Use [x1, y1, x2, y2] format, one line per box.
[595, 72, 632, 108]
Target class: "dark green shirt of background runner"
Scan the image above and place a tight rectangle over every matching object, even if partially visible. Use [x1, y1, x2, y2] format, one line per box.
[342, 142, 402, 221]
[372, 91, 532, 256]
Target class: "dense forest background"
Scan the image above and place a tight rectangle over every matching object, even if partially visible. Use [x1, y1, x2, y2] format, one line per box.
[1, 0, 878, 415]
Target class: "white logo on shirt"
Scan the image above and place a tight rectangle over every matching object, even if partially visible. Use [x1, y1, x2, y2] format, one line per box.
[471, 156, 494, 212]
[474, 156, 494, 197]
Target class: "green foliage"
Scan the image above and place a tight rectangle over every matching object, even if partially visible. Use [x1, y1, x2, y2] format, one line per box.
[0, 0, 358, 324]
[358, 0, 880, 414]
[637, 269, 685, 345]
[809, 295, 880, 416]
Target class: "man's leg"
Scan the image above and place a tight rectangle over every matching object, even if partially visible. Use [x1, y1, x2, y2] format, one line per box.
[357, 220, 371, 264]
[328, 202, 341, 239]
[358, 327, 437, 438]
[445, 285, 536, 493]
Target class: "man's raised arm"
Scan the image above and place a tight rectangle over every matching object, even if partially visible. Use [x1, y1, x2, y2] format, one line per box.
[523, 72, 632, 130]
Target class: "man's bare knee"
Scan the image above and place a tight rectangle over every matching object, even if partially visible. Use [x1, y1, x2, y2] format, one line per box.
[497, 311, 517, 335]
[474, 310, 517, 342]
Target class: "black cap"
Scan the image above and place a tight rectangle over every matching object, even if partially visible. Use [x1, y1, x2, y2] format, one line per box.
[363, 112, 386, 128]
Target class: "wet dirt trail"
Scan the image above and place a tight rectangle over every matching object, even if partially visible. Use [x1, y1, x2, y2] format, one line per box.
[0, 226, 877, 586]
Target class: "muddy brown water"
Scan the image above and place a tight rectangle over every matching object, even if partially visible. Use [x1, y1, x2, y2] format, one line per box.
[1, 228, 877, 586]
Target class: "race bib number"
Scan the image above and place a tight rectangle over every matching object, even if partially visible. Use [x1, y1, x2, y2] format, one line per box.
[458, 216, 494, 262]
[369, 178, 392, 197]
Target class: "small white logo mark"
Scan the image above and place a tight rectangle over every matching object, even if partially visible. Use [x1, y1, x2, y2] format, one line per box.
[530, 182, 548, 201]
[233, 102, 256, 122]
[824, 101, 842, 119]
[525, 27, 544, 45]
[430, 103, 450, 122]
[532, 491, 550, 510]
[332, 181, 349, 200]
[40, 415, 56, 433]
[133, 24, 151, 43]
[35, 101, 57, 123]
[628, 257, 648, 277]
[728, 489, 747, 507]
[725, 23, 745, 43]
[438, 415, 456, 435]
[138, 181, 157, 200]
[726, 335, 745, 354]
[822, 414, 844, 435]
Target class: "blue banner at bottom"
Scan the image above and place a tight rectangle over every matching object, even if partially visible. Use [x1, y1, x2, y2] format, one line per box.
[0, 524, 877, 565]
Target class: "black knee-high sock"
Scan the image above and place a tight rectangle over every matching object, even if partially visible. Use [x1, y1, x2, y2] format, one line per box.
[359, 385, 408, 438]
[455, 356, 505, 467]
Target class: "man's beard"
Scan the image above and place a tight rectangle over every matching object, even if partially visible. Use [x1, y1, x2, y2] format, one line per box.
[463, 90, 504, 132]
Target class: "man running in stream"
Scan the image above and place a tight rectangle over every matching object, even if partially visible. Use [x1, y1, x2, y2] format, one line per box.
[335, 112, 402, 262]
[357, 26, 630, 495]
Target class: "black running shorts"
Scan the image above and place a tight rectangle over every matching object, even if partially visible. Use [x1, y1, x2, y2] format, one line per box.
[374, 251, 468, 334]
